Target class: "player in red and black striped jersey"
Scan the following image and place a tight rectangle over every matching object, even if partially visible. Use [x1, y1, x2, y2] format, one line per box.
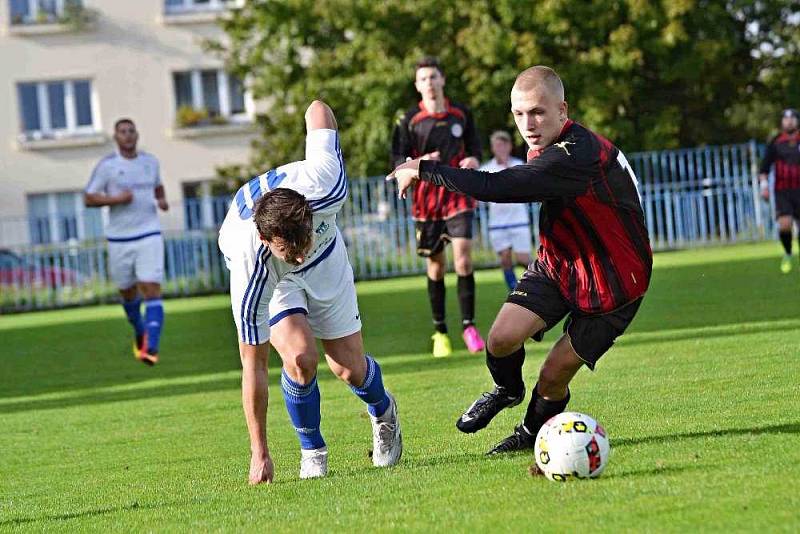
[390, 66, 652, 464]
[390, 57, 485, 358]
[759, 108, 800, 274]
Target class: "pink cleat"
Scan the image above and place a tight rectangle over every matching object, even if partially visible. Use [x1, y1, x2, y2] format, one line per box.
[462, 325, 485, 353]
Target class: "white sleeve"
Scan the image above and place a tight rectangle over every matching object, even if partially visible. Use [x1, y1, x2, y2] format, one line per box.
[86, 159, 110, 194]
[302, 129, 347, 212]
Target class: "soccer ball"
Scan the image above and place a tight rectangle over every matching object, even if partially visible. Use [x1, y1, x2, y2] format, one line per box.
[534, 412, 610, 481]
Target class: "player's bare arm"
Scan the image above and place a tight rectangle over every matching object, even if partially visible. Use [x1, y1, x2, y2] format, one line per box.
[305, 99, 337, 131]
[155, 185, 169, 211]
[239, 341, 274, 484]
[84, 190, 133, 207]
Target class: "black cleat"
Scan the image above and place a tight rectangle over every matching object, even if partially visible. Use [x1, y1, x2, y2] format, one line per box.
[486, 425, 535, 455]
[456, 385, 525, 434]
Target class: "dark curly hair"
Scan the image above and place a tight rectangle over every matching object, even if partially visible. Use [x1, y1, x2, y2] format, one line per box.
[253, 188, 313, 265]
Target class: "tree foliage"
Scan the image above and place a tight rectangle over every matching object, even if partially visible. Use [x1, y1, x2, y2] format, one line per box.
[210, 0, 800, 179]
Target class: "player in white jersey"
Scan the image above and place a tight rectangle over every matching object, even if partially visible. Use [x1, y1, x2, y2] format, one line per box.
[479, 130, 532, 290]
[85, 118, 168, 366]
[218, 100, 402, 483]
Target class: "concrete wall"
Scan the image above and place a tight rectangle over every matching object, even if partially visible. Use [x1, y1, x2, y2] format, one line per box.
[0, 0, 254, 240]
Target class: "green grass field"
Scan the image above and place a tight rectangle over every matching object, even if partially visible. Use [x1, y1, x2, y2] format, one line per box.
[2, 242, 799, 532]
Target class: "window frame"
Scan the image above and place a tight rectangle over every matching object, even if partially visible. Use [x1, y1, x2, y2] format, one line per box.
[17, 78, 99, 141]
[9, 0, 80, 25]
[172, 69, 251, 125]
[164, 0, 232, 14]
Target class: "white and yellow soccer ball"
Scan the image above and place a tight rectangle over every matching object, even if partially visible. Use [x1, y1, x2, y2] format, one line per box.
[534, 412, 610, 481]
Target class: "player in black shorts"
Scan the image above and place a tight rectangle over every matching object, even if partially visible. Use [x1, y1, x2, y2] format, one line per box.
[759, 108, 800, 274]
[390, 66, 652, 469]
[391, 57, 485, 357]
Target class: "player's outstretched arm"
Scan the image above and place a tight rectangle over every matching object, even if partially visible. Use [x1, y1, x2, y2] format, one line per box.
[240, 341, 274, 485]
[84, 190, 133, 207]
[305, 100, 337, 132]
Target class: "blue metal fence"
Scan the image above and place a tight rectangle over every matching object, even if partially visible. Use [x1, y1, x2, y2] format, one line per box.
[0, 140, 775, 312]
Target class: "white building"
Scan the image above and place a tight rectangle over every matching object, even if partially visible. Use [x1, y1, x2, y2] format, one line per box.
[0, 0, 255, 247]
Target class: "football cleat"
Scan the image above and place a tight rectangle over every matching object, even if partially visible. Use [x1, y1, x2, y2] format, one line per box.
[133, 333, 147, 360]
[780, 254, 792, 274]
[137, 350, 159, 366]
[300, 446, 329, 479]
[370, 392, 402, 467]
[431, 332, 453, 358]
[486, 424, 536, 455]
[462, 325, 485, 353]
[456, 385, 525, 434]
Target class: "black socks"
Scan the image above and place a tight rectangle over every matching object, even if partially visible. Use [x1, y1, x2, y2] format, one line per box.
[523, 382, 570, 437]
[427, 277, 447, 333]
[486, 346, 525, 397]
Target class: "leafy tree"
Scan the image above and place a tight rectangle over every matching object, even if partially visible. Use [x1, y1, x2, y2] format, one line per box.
[209, 0, 800, 180]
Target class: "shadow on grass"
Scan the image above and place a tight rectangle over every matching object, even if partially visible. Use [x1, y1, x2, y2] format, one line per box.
[613, 422, 800, 448]
[1, 501, 162, 527]
[0, 351, 484, 414]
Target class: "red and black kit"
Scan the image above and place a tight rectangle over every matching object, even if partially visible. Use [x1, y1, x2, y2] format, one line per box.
[760, 132, 800, 218]
[418, 120, 653, 366]
[391, 99, 482, 222]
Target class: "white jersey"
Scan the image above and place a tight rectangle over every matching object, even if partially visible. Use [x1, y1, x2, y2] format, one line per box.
[218, 128, 347, 281]
[479, 157, 530, 229]
[85, 152, 162, 241]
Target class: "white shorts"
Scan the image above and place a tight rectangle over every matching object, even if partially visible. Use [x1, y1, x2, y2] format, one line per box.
[489, 224, 532, 254]
[228, 237, 362, 345]
[107, 233, 165, 289]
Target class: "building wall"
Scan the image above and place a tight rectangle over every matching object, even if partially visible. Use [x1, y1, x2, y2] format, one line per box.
[0, 0, 254, 243]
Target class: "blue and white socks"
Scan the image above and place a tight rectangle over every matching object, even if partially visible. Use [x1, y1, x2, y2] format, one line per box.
[144, 298, 164, 354]
[503, 268, 517, 290]
[281, 370, 326, 450]
[350, 355, 391, 418]
[122, 297, 144, 338]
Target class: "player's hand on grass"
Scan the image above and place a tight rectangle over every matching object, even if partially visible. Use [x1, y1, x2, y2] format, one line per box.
[387, 158, 422, 199]
[458, 156, 480, 169]
[249, 452, 274, 485]
[116, 190, 134, 205]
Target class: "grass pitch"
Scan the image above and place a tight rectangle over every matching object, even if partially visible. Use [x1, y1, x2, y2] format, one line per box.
[1, 242, 799, 532]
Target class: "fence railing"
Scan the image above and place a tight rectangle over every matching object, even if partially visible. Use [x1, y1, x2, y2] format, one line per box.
[0, 140, 777, 312]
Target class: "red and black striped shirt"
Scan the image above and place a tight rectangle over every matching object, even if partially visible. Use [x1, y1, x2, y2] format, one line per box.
[391, 100, 481, 221]
[418, 120, 652, 314]
[760, 132, 800, 191]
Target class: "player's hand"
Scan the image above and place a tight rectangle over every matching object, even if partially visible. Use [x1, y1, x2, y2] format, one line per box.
[458, 156, 480, 169]
[157, 198, 169, 211]
[117, 190, 134, 204]
[248, 452, 274, 485]
[420, 151, 440, 161]
[387, 158, 422, 199]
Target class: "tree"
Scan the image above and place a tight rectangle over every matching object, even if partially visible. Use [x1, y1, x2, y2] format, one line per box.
[210, 0, 800, 179]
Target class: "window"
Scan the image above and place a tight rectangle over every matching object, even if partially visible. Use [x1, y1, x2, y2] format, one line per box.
[16, 79, 97, 141]
[9, 0, 81, 25]
[164, 0, 232, 14]
[27, 192, 103, 244]
[172, 69, 248, 127]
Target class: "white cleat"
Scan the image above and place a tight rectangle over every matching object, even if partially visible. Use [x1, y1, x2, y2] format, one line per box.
[370, 392, 402, 467]
[299, 446, 328, 479]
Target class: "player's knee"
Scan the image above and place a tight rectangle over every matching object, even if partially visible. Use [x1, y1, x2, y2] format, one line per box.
[455, 256, 472, 275]
[486, 329, 520, 357]
[537, 363, 569, 396]
[284, 351, 319, 383]
[427, 262, 445, 280]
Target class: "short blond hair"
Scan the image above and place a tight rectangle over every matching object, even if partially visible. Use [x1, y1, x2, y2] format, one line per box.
[512, 66, 564, 101]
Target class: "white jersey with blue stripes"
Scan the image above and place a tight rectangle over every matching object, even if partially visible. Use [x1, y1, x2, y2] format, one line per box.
[479, 156, 530, 230]
[85, 151, 162, 241]
[218, 128, 348, 279]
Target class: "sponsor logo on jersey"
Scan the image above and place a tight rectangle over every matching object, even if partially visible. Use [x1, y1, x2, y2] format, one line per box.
[315, 221, 330, 235]
[450, 123, 463, 138]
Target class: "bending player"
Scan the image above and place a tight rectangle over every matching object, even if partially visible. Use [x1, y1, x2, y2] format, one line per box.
[390, 66, 651, 467]
[218, 100, 402, 483]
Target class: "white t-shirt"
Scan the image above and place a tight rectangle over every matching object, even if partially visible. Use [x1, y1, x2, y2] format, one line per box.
[85, 152, 162, 240]
[479, 156, 530, 229]
[218, 128, 347, 280]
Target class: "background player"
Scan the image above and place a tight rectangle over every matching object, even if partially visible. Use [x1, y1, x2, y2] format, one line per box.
[759, 108, 800, 273]
[391, 57, 485, 358]
[218, 100, 402, 484]
[390, 66, 651, 467]
[85, 118, 168, 366]
[479, 130, 532, 290]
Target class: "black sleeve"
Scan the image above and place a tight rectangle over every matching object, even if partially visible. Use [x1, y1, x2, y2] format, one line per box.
[390, 110, 414, 170]
[759, 140, 776, 174]
[418, 139, 595, 203]
[462, 105, 482, 160]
